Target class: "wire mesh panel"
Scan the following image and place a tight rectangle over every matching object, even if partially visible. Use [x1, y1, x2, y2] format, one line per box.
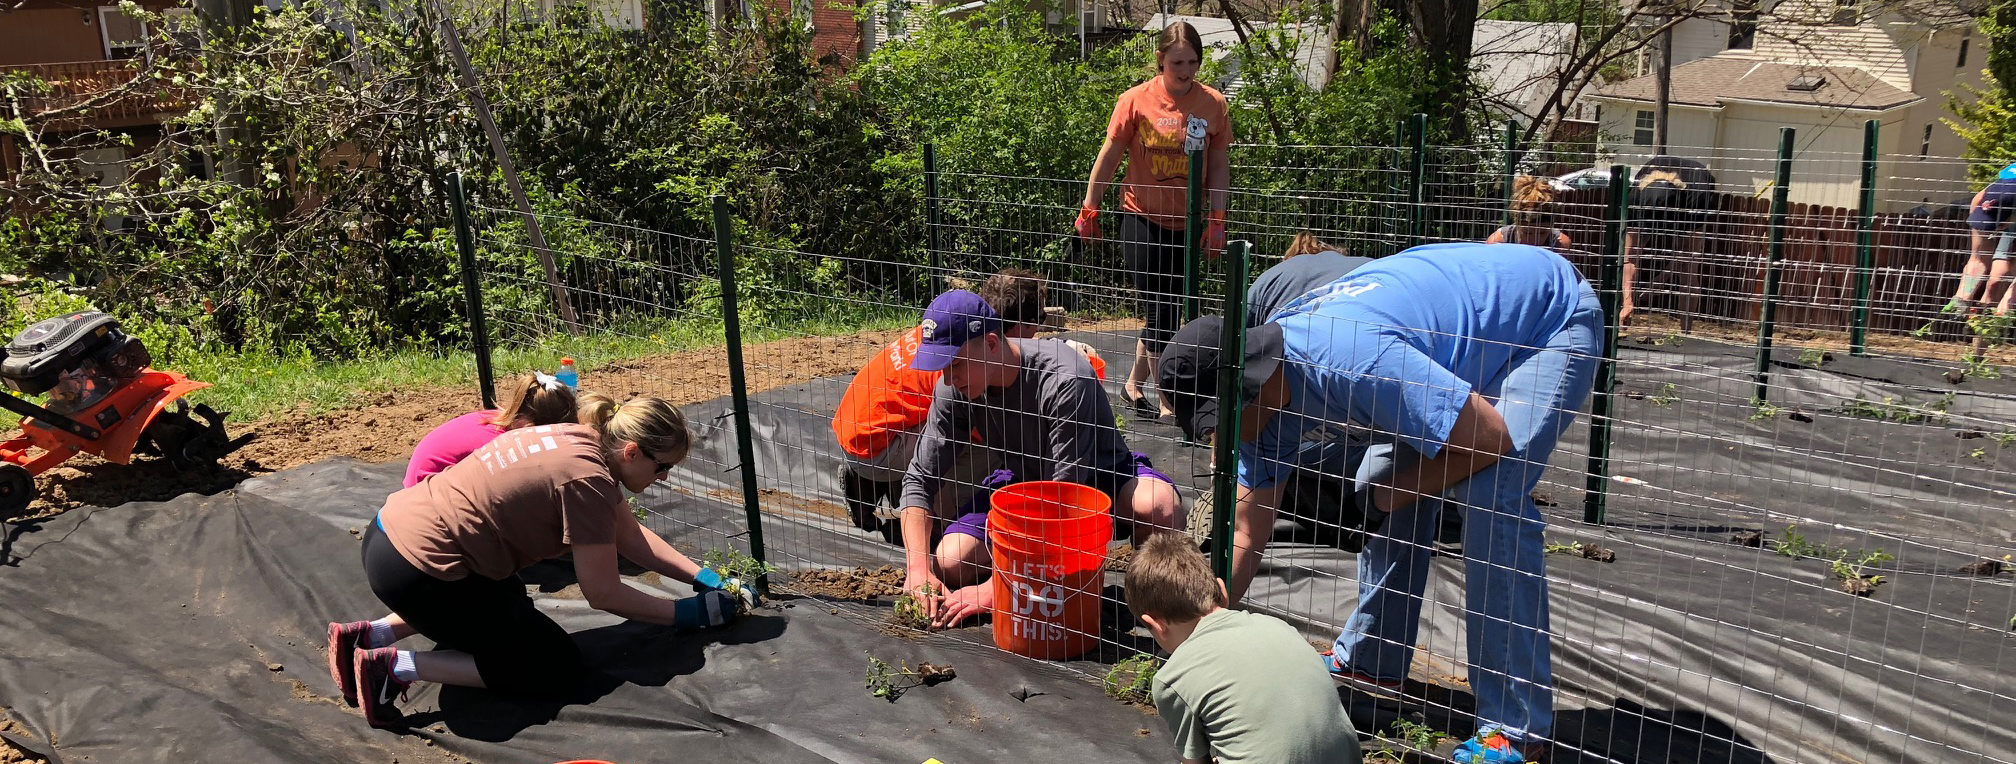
[464, 199, 763, 569]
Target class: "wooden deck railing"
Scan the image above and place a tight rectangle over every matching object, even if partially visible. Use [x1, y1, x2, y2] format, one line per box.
[4, 58, 192, 128]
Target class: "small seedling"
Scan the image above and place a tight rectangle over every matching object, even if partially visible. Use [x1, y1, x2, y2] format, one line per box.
[1653, 330, 1683, 347]
[1993, 432, 2016, 447]
[1365, 751, 1406, 764]
[1543, 540, 1585, 555]
[1772, 525, 1842, 560]
[1388, 719, 1445, 751]
[1829, 549, 1892, 596]
[1750, 398, 1781, 422]
[892, 582, 937, 629]
[628, 496, 648, 522]
[1648, 383, 1680, 407]
[1840, 394, 1953, 425]
[1965, 353, 2003, 380]
[701, 548, 778, 614]
[1544, 539, 1616, 562]
[864, 655, 956, 701]
[1799, 347, 1829, 366]
[1103, 653, 1162, 705]
[1970, 447, 1988, 461]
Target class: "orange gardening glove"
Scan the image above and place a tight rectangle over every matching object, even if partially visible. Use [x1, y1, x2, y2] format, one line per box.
[1204, 212, 1227, 259]
[1075, 205, 1101, 241]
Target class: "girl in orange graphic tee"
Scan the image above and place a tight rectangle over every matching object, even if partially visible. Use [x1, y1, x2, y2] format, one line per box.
[1077, 20, 1232, 423]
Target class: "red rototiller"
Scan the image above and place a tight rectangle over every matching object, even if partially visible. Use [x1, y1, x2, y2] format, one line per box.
[0, 311, 247, 520]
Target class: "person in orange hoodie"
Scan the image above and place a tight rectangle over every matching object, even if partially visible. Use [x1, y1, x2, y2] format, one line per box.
[832, 269, 1104, 542]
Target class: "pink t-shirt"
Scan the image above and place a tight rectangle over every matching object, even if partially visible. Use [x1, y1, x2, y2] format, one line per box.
[403, 410, 507, 488]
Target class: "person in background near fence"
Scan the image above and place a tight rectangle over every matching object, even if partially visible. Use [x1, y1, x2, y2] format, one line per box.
[899, 289, 1183, 628]
[1159, 242, 1602, 760]
[402, 372, 580, 488]
[832, 269, 1104, 542]
[1623, 156, 1716, 327]
[1076, 19, 1233, 422]
[1945, 167, 2016, 332]
[327, 394, 746, 728]
[1487, 177, 1572, 251]
[1124, 533, 1362, 764]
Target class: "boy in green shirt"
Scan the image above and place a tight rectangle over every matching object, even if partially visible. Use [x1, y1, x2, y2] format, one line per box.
[1124, 534, 1362, 763]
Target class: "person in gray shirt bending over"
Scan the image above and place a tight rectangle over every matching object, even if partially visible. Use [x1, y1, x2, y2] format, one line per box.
[899, 289, 1184, 628]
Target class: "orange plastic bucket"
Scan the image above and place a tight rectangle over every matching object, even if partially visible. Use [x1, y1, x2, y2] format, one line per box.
[987, 481, 1112, 660]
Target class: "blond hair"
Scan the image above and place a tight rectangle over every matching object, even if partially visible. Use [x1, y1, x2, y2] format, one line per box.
[1123, 534, 1224, 622]
[1509, 176, 1556, 228]
[1282, 231, 1338, 259]
[577, 392, 692, 467]
[490, 372, 580, 430]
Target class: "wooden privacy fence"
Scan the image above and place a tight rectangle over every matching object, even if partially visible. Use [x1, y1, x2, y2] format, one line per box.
[1544, 188, 1973, 339]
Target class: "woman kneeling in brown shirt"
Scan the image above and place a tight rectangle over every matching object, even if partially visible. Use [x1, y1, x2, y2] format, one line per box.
[324, 394, 742, 727]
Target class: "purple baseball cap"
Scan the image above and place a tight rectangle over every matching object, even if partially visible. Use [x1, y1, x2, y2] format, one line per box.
[911, 290, 1004, 372]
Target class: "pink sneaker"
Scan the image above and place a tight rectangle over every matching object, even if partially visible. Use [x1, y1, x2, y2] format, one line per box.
[1320, 650, 1405, 693]
[353, 647, 412, 729]
[327, 621, 369, 707]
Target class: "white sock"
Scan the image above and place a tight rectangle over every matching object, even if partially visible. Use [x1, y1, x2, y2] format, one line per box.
[391, 650, 419, 682]
[366, 619, 398, 649]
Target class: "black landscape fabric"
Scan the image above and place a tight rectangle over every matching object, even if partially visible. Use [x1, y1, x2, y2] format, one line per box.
[4, 328, 2015, 764]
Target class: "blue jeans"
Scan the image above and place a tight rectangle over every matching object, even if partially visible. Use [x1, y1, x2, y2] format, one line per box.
[1331, 284, 1603, 744]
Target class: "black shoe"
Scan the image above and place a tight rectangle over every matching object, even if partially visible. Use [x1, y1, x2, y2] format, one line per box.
[1433, 508, 1464, 557]
[839, 464, 881, 533]
[1123, 390, 1161, 420]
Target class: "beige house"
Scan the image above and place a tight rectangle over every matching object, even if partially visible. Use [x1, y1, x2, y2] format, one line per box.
[1589, 0, 1985, 210]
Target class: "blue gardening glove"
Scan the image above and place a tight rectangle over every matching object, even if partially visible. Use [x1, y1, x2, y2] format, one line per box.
[692, 568, 758, 610]
[673, 589, 738, 629]
[1452, 726, 1527, 764]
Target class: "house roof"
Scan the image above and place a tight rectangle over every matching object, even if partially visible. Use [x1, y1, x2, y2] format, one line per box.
[1594, 55, 1920, 111]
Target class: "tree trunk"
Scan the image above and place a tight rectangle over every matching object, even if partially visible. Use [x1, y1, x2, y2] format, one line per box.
[1407, 0, 1479, 142]
[1325, 0, 1377, 86]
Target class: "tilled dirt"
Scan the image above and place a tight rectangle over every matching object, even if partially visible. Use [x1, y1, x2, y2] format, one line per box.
[782, 566, 906, 600]
[16, 329, 911, 520]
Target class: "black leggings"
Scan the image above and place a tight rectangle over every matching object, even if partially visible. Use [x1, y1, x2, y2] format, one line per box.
[362, 520, 583, 696]
[1118, 212, 1188, 354]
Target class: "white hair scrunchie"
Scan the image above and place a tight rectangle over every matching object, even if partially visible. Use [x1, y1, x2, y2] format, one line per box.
[533, 371, 562, 391]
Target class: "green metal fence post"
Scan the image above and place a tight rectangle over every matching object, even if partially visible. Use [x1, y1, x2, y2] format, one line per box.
[1211, 239, 1252, 580]
[1754, 128, 1796, 404]
[924, 143, 944, 296]
[1583, 165, 1629, 525]
[1850, 119, 1880, 356]
[1502, 120, 1523, 228]
[1185, 148, 1206, 322]
[449, 171, 496, 409]
[712, 195, 770, 591]
[1408, 113, 1428, 248]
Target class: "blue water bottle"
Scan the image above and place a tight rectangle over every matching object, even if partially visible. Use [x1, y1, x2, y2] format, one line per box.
[555, 357, 579, 389]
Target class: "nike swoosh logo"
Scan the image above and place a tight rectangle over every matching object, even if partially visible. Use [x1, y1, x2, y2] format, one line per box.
[379, 670, 398, 706]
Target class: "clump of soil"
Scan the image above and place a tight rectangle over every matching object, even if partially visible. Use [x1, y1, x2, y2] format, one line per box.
[1579, 544, 1617, 563]
[1105, 543, 1134, 571]
[1958, 559, 2006, 576]
[0, 713, 48, 764]
[783, 567, 904, 600]
[1839, 576, 1880, 596]
[1530, 491, 1557, 508]
[1730, 530, 1765, 547]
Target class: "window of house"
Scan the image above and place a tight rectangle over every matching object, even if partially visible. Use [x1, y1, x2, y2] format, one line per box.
[1959, 37, 1970, 68]
[1921, 123, 1934, 159]
[1727, 0, 1758, 49]
[98, 6, 149, 59]
[1831, 0, 1860, 25]
[1634, 110, 1655, 146]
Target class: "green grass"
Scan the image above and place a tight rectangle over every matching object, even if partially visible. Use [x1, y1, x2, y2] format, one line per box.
[2, 305, 914, 427]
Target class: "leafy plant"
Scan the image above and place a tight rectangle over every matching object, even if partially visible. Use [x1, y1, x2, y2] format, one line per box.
[892, 582, 936, 629]
[1653, 330, 1684, 347]
[1543, 540, 1586, 555]
[865, 656, 956, 701]
[1103, 653, 1162, 705]
[1773, 525, 1843, 560]
[1840, 394, 1954, 425]
[1750, 398, 1782, 422]
[1648, 383, 1679, 407]
[1994, 432, 2016, 447]
[1388, 719, 1446, 750]
[628, 496, 649, 521]
[1971, 447, 1989, 460]
[1829, 549, 1893, 595]
[1966, 353, 2004, 380]
[701, 548, 778, 613]
[1799, 347, 1829, 366]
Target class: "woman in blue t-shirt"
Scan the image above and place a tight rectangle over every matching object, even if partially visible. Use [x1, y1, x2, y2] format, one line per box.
[1157, 241, 1602, 759]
